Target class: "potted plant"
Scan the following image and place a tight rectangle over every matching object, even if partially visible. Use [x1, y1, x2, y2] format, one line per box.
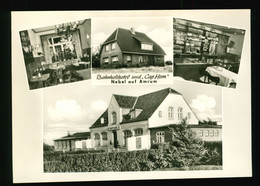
[226, 40, 235, 53]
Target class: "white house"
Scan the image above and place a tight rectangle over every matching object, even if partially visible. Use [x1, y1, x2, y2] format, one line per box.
[89, 88, 222, 151]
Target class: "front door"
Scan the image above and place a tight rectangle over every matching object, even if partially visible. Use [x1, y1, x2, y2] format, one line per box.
[112, 130, 118, 148]
[148, 56, 155, 66]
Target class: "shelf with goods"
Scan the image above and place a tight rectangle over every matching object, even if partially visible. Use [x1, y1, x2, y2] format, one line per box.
[173, 19, 221, 65]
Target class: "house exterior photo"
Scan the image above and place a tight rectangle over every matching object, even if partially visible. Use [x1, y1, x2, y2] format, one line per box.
[99, 27, 166, 68]
[89, 88, 222, 151]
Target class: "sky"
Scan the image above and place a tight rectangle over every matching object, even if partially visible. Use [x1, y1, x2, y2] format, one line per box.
[43, 80, 222, 145]
[91, 17, 173, 61]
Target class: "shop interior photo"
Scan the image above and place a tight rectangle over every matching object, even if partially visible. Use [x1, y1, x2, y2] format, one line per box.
[173, 18, 245, 88]
[19, 19, 91, 90]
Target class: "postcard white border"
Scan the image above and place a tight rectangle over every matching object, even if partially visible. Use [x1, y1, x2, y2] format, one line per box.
[12, 10, 251, 183]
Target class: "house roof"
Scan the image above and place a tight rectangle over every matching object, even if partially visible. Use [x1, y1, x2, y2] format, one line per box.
[89, 109, 109, 129]
[113, 94, 137, 108]
[103, 28, 166, 55]
[121, 88, 181, 124]
[89, 88, 186, 129]
[54, 132, 90, 141]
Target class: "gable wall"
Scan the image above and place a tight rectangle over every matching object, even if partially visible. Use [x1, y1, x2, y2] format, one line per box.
[100, 42, 122, 67]
[148, 93, 199, 128]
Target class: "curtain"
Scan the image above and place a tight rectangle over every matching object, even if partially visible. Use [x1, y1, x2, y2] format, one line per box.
[72, 30, 82, 58]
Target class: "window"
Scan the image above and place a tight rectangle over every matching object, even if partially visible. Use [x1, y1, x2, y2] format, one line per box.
[214, 130, 219, 136]
[105, 45, 110, 51]
[123, 130, 133, 146]
[205, 130, 209, 137]
[94, 133, 100, 140]
[134, 128, 143, 136]
[198, 130, 203, 137]
[127, 55, 132, 62]
[111, 43, 116, 50]
[112, 56, 118, 63]
[141, 43, 153, 51]
[178, 107, 183, 120]
[100, 117, 104, 124]
[138, 56, 143, 63]
[168, 107, 174, 120]
[101, 132, 108, 140]
[130, 110, 136, 119]
[209, 130, 214, 137]
[103, 57, 109, 64]
[111, 112, 117, 124]
[94, 133, 100, 147]
[158, 110, 162, 118]
[48, 36, 76, 61]
[156, 131, 165, 143]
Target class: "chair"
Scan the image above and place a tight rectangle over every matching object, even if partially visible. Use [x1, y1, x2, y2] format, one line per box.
[203, 71, 220, 85]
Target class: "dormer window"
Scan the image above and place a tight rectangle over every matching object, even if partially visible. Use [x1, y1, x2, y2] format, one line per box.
[130, 110, 136, 119]
[141, 43, 153, 51]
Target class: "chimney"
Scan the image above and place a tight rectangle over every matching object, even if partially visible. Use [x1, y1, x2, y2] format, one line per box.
[130, 27, 135, 35]
[67, 131, 71, 136]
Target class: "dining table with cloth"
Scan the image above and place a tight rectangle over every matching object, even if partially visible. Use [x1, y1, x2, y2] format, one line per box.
[205, 66, 238, 87]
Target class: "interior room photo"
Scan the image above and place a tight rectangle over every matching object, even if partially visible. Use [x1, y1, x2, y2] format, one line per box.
[19, 19, 91, 90]
[173, 18, 245, 88]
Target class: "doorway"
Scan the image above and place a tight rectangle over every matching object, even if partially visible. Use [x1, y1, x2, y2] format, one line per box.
[112, 130, 118, 148]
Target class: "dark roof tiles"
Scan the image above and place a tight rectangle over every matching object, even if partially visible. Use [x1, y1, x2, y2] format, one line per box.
[103, 28, 166, 55]
[113, 94, 137, 108]
[89, 109, 109, 129]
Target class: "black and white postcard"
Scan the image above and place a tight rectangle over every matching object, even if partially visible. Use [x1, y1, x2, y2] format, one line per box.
[12, 10, 251, 183]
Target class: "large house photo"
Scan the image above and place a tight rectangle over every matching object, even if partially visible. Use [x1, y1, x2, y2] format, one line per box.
[53, 87, 222, 152]
[19, 19, 91, 90]
[99, 27, 166, 68]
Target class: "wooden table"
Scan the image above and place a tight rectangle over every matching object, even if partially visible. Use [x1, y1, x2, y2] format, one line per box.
[206, 66, 237, 87]
[29, 73, 50, 89]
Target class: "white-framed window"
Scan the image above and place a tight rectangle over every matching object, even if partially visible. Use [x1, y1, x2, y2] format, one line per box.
[158, 110, 162, 118]
[198, 130, 203, 137]
[141, 43, 153, 51]
[100, 117, 104, 124]
[101, 132, 108, 140]
[127, 55, 132, 62]
[105, 45, 110, 51]
[178, 107, 183, 120]
[138, 56, 143, 63]
[168, 107, 174, 120]
[123, 130, 133, 146]
[112, 56, 118, 63]
[103, 57, 109, 64]
[94, 133, 100, 140]
[156, 131, 165, 143]
[111, 42, 116, 50]
[94, 133, 100, 147]
[111, 112, 117, 124]
[205, 130, 209, 137]
[130, 110, 136, 119]
[134, 128, 143, 136]
[209, 130, 214, 137]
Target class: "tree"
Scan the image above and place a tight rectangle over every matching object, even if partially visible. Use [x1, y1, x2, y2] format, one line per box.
[43, 143, 54, 152]
[92, 45, 101, 68]
[167, 117, 208, 167]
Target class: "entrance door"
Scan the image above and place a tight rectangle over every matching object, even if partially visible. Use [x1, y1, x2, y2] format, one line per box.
[112, 130, 118, 148]
[148, 56, 155, 66]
